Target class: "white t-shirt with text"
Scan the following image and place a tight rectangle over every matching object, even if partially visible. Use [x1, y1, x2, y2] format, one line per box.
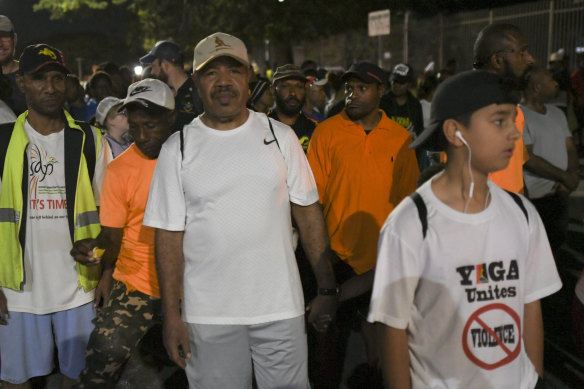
[368, 178, 562, 389]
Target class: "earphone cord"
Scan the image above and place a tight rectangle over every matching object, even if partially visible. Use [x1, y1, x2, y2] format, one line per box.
[463, 142, 474, 214]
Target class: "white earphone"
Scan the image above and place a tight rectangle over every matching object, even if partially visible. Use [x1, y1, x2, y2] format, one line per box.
[455, 130, 467, 145]
[455, 130, 475, 206]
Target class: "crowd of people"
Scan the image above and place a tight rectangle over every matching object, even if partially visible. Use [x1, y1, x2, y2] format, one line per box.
[1, 12, 584, 389]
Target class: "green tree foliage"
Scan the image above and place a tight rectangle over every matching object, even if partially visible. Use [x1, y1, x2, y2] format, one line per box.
[33, 0, 403, 49]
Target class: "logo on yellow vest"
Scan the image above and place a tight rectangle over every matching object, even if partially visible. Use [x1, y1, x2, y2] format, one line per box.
[38, 48, 57, 60]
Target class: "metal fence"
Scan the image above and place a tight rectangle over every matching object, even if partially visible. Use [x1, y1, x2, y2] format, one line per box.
[292, 0, 584, 76]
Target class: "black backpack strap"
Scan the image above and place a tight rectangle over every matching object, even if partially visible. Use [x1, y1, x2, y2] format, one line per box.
[0, 122, 16, 179]
[505, 190, 529, 224]
[180, 127, 184, 159]
[410, 192, 428, 238]
[75, 121, 96, 183]
[267, 117, 281, 152]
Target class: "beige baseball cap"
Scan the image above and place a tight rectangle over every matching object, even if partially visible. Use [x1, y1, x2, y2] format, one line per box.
[122, 78, 175, 111]
[193, 32, 249, 72]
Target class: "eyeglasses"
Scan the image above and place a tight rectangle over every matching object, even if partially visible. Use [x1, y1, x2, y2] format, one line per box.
[492, 48, 531, 58]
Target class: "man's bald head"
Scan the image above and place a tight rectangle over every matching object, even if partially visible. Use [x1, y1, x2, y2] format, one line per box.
[473, 23, 524, 70]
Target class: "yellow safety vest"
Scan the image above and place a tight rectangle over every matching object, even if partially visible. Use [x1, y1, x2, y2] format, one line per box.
[0, 111, 102, 291]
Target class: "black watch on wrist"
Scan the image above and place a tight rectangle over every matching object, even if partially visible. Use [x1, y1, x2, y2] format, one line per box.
[317, 286, 340, 296]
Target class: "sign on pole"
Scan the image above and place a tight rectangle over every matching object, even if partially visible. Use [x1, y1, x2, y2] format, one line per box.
[368, 9, 390, 37]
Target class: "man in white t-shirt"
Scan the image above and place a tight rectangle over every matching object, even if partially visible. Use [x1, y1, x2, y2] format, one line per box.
[0, 44, 111, 388]
[368, 71, 562, 388]
[143, 32, 338, 388]
[521, 66, 579, 252]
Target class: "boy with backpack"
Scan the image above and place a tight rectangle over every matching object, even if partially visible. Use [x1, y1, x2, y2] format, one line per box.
[368, 70, 562, 389]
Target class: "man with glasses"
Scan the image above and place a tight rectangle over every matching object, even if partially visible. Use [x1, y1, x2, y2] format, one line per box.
[0, 15, 26, 115]
[306, 62, 419, 389]
[269, 64, 316, 152]
[473, 23, 536, 193]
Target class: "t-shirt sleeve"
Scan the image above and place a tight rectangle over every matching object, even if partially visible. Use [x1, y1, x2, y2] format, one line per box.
[99, 161, 128, 228]
[143, 134, 186, 231]
[306, 123, 329, 202]
[523, 199, 562, 303]
[280, 125, 319, 206]
[368, 200, 421, 329]
[522, 114, 534, 146]
[92, 130, 113, 206]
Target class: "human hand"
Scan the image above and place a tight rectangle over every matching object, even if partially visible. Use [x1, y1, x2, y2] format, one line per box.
[70, 238, 102, 266]
[306, 295, 338, 333]
[0, 289, 8, 325]
[163, 315, 192, 369]
[561, 171, 579, 192]
[94, 269, 114, 312]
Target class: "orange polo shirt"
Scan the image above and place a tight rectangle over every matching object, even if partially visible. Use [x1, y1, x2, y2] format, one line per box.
[100, 144, 160, 297]
[489, 106, 529, 193]
[307, 110, 419, 274]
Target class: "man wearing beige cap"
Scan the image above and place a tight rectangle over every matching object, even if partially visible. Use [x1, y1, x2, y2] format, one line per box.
[144, 32, 338, 388]
[0, 15, 26, 115]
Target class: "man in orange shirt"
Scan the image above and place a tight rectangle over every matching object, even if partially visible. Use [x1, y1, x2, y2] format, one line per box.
[306, 62, 419, 388]
[473, 23, 535, 193]
[70, 78, 176, 388]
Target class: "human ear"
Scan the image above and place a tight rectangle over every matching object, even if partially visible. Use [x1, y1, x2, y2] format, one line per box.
[443, 119, 466, 147]
[15, 74, 25, 93]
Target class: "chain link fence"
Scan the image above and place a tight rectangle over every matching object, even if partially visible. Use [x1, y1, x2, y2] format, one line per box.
[292, 0, 584, 76]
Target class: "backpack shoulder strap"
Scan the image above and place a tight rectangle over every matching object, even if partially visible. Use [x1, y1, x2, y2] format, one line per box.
[75, 121, 96, 183]
[409, 192, 428, 238]
[267, 117, 281, 152]
[505, 190, 529, 224]
[0, 122, 16, 179]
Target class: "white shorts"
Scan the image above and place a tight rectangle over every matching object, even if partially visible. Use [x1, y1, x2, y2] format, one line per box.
[0, 302, 95, 384]
[185, 315, 309, 389]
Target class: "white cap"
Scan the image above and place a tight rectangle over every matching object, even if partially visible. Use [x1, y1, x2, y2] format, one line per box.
[122, 78, 175, 111]
[95, 96, 123, 127]
[193, 32, 249, 72]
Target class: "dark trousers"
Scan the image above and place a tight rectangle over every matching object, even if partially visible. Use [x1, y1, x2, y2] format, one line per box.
[531, 193, 569, 252]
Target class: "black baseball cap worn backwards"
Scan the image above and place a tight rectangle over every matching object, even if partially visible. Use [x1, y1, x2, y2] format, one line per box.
[410, 70, 518, 152]
[18, 44, 71, 75]
[341, 62, 385, 84]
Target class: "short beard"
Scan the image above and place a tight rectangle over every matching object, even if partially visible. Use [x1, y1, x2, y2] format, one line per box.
[501, 60, 533, 91]
[275, 93, 305, 116]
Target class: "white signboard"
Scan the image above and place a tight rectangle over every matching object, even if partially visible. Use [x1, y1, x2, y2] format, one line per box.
[368, 9, 390, 37]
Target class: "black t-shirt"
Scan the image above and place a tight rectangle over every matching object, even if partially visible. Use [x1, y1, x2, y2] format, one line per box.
[172, 77, 204, 133]
[269, 110, 316, 153]
[379, 91, 424, 137]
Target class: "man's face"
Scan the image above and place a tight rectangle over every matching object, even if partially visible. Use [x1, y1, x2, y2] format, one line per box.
[390, 79, 409, 97]
[307, 84, 327, 112]
[93, 77, 113, 102]
[151, 58, 168, 83]
[17, 69, 67, 117]
[536, 69, 559, 102]
[344, 77, 382, 121]
[127, 108, 172, 159]
[274, 78, 306, 116]
[0, 31, 16, 66]
[194, 56, 250, 123]
[496, 32, 535, 89]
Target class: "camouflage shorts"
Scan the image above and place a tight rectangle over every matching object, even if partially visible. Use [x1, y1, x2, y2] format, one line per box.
[74, 280, 162, 388]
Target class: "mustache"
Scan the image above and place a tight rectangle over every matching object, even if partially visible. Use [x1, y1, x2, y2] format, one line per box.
[211, 85, 237, 98]
[284, 96, 301, 105]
